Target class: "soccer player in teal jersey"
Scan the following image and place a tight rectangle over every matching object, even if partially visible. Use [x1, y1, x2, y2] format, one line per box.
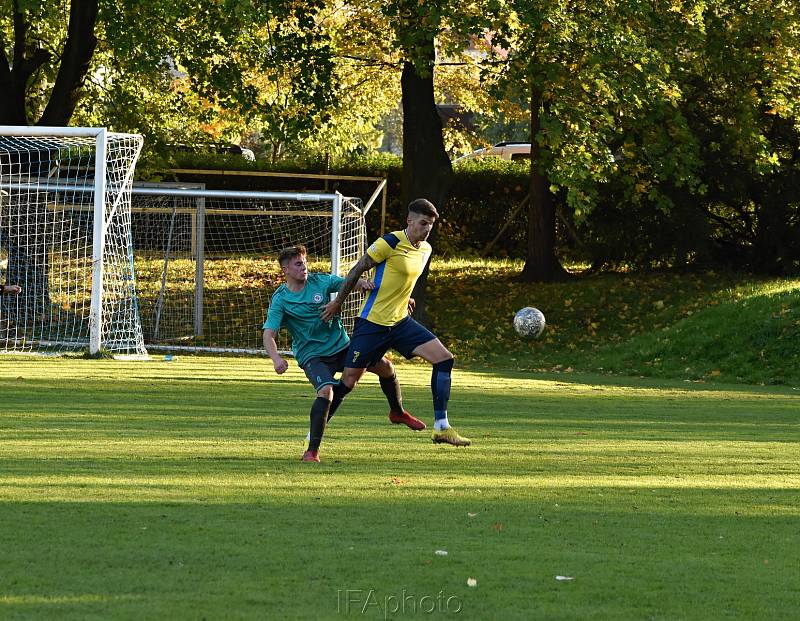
[321, 199, 471, 447]
[263, 245, 425, 462]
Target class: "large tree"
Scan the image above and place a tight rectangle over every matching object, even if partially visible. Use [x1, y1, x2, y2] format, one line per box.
[682, 0, 800, 274]
[0, 0, 99, 125]
[377, 0, 497, 321]
[489, 0, 705, 281]
[1, 0, 338, 145]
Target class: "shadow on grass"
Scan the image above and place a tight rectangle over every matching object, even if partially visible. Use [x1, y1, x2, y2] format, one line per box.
[0, 490, 798, 621]
[455, 365, 800, 396]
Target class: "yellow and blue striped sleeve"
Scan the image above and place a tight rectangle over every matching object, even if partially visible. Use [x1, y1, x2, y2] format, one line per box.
[366, 236, 395, 264]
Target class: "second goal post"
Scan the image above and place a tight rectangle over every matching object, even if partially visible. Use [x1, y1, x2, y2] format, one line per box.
[129, 186, 367, 355]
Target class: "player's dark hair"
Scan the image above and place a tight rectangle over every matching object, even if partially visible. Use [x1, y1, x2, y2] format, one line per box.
[408, 198, 439, 219]
[278, 245, 307, 267]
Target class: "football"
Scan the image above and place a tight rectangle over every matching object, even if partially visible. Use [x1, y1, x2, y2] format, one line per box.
[513, 307, 546, 338]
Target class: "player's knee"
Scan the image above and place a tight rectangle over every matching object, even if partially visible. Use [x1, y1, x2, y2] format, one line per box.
[341, 367, 365, 388]
[318, 385, 334, 400]
[343, 377, 360, 389]
[433, 351, 454, 366]
[433, 357, 454, 373]
[368, 357, 394, 378]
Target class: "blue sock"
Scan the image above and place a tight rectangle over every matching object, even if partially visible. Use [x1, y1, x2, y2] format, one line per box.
[431, 358, 454, 430]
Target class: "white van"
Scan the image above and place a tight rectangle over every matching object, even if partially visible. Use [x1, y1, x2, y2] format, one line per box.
[452, 141, 531, 163]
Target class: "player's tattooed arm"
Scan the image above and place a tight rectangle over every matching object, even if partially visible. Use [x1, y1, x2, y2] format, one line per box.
[320, 253, 378, 321]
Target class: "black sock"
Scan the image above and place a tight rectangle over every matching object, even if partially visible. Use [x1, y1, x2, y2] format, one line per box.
[327, 381, 352, 422]
[308, 397, 331, 451]
[379, 373, 403, 412]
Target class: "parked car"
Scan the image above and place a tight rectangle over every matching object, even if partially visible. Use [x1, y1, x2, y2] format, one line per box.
[170, 142, 256, 161]
[452, 141, 531, 163]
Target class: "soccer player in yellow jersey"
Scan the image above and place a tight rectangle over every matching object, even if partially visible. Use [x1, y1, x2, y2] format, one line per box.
[321, 198, 471, 446]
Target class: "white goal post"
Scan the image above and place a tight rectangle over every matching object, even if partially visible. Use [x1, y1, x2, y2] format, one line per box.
[0, 126, 145, 356]
[127, 186, 367, 355]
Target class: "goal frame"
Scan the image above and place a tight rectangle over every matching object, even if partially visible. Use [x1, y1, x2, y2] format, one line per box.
[128, 186, 350, 355]
[0, 125, 143, 355]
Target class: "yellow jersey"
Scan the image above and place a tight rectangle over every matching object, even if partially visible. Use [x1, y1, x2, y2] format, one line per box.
[358, 230, 432, 326]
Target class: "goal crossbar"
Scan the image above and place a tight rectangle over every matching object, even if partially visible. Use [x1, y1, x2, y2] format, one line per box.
[0, 126, 109, 137]
[1, 182, 343, 204]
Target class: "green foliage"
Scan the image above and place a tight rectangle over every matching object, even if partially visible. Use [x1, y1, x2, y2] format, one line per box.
[2, 1, 339, 149]
[487, 0, 707, 217]
[442, 159, 529, 256]
[675, 1, 800, 273]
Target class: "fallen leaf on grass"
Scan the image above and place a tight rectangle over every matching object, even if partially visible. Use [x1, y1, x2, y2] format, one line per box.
[555, 575, 574, 581]
[435, 550, 448, 556]
[467, 578, 477, 587]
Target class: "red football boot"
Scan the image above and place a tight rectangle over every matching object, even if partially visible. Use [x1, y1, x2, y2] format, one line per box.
[388, 410, 427, 431]
[301, 449, 320, 462]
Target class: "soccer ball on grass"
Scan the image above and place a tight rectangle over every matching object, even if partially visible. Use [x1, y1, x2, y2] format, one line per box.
[513, 307, 546, 338]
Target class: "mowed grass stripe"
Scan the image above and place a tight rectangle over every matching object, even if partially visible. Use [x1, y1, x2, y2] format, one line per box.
[1, 356, 799, 620]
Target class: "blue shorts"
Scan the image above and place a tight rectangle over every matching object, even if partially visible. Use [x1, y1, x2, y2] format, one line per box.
[345, 316, 436, 368]
[302, 347, 348, 391]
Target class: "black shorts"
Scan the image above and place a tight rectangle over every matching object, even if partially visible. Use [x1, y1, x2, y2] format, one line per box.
[345, 316, 436, 368]
[302, 347, 348, 391]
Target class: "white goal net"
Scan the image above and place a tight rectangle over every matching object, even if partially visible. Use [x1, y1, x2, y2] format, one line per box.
[0, 127, 145, 356]
[129, 187, 367, 354]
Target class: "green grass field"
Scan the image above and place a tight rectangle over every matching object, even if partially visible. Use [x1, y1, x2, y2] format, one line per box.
[1, 356, 798, 620]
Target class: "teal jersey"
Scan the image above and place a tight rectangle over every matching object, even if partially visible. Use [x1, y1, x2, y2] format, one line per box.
[263, 273, 349, 366]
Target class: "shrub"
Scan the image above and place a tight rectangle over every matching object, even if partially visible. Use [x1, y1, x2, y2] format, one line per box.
[143, 152, 532, 256]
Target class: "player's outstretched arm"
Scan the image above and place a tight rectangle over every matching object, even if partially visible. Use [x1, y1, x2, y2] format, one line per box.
[263, 328, 289, 374]
[320, 254, 378, 321]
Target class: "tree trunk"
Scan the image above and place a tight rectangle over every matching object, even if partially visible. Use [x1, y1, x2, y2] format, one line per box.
[401, 57, 453, 326]
[0, 59, 29, 125]
[38, 0, 99, 126]
[752, 186, 792, 275]
[1, 0, 99, 328]
[0, 3, 51, 125]
[518, 88, 570, 282]
[751, 117, 800, 275]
